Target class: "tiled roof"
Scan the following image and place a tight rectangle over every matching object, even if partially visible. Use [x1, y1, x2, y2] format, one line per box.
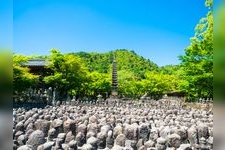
[25, 59, 47, 67]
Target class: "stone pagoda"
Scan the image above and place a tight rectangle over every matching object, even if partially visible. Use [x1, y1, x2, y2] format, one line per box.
[111, 54, 118, 98]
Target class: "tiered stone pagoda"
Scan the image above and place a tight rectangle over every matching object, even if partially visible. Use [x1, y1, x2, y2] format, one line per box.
[105, 54, 120, 106]
[111, 54, 118, 98]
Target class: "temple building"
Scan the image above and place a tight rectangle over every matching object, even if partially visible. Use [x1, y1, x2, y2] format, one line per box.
[24, 59, 51, 88]
[25, 59, 48, 74]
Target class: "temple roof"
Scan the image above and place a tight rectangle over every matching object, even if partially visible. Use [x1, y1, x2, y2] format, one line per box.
[25, 59, 47, 67]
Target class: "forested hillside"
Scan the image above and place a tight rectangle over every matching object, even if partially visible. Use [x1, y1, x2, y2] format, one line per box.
[73, 49, 158, 78]
[13, 45, 211, 100]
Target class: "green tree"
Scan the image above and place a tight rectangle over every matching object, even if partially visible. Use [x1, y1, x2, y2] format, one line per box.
[74, 49, 158, 78]
[159, 65, 180, 75]
[179, 0, 213, 99]
[13, 54, 39, 94]
[117, 70, 139, 98]
[85, 71, 111, 97]
[43, 49, 88, 99]
[140, 71, 178, 98]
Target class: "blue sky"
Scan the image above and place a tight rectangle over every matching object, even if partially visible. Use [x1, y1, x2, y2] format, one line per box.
[0, 0, 13, 49]
[11, 0, 208, 66]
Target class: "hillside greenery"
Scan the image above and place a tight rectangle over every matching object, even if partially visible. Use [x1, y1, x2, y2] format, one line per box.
[73, 49, 158, 79]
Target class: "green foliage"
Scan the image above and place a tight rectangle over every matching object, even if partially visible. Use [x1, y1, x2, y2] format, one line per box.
[42, 49, 166, 99]
[31, 55, 48, 59]
[114, 50, 158, 78]
[13, 54, 39, 93]
[159, 65, 180, 75]
[117, 70, 139, 98]
[85, 71, 111, 96]
[140, 71, 179, 96]
[12, 49, 186, 100]
[74, 49, 158, 78]
[116, 68, 181, 98]
[179, 0, 213, 99]
[43, 49, 88, 98]
[74, 51, 111, 73]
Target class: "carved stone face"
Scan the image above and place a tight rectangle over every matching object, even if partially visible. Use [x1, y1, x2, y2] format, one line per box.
[57, 137, 64, 144]
[199, 137, 207, 145]
[149, 129, 158, 141]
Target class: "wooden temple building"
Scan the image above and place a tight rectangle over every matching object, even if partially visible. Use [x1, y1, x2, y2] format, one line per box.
[24, 59, 51, 88]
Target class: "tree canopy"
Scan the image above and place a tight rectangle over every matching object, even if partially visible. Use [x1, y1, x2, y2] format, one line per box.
[43, 49, 88, 99]
[74, 49, 158, 78]
[179, 0, 213, 99]
[13, 55, 39, 93]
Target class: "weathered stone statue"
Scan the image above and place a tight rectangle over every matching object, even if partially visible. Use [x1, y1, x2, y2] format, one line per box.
[71, 96, 76, 106]
[46, 87, 53, 105]
[96, 94, 103, 105]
